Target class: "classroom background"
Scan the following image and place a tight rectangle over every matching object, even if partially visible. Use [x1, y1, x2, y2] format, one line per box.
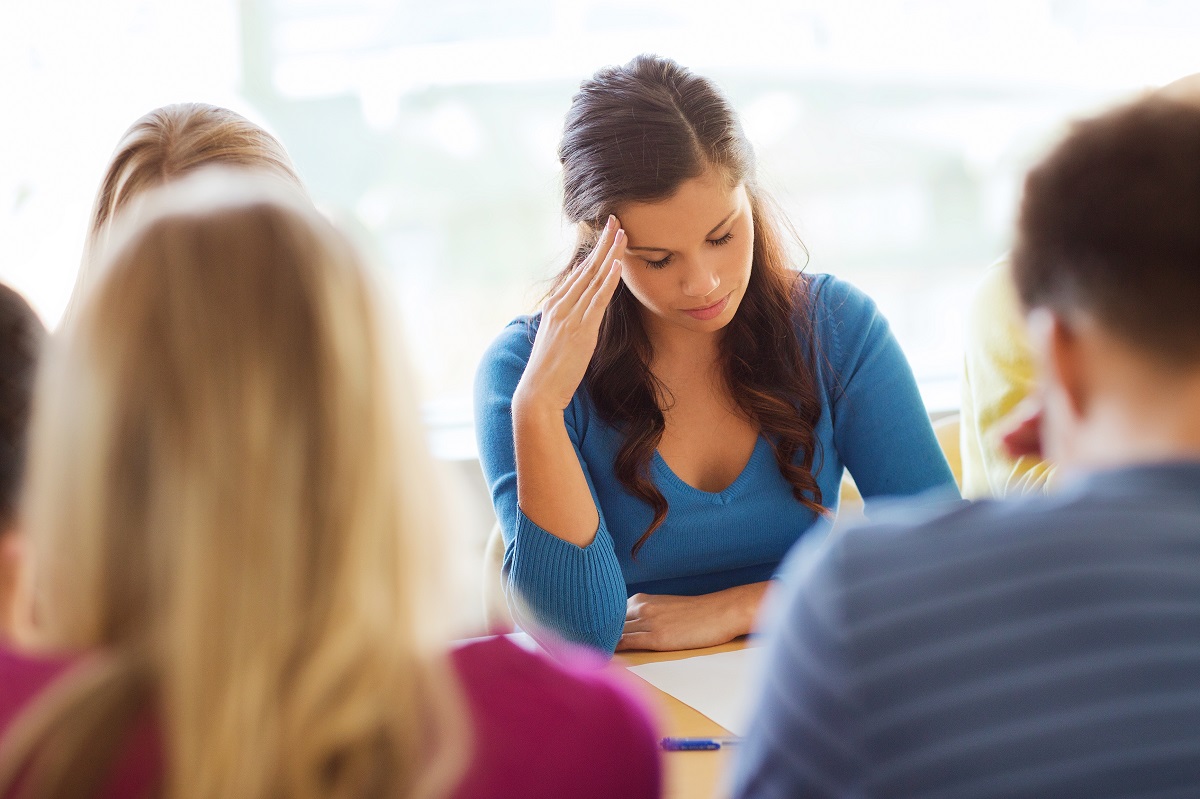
[4, 0, 1198, 627]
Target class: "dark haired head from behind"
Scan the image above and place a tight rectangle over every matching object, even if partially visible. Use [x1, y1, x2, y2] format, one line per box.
[555, 55, 823, 555]
[0, 285, 44, 530]
[1011, 94, 1200, 471]
[1012, 96, 1200, 365]
[0, 283, 44, 640]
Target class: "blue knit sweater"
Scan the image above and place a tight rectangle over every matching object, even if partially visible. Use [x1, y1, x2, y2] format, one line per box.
[474, 274, 957, 652]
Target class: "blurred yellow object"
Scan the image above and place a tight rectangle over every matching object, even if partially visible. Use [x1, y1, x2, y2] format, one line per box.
[959, 260, 1055, 499]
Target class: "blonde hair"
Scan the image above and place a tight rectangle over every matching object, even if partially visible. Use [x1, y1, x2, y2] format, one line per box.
[68, 103, 305, 319]
[3, 171, 467, 798]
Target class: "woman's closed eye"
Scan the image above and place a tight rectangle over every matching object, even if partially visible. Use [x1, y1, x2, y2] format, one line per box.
[643, 233, 735, 270]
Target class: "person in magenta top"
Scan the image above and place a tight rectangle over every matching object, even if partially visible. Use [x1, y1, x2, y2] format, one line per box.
[0, 172, 658, 798]
[1, 638, 657, 799]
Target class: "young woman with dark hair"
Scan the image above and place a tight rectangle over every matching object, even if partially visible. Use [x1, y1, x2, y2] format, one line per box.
[476, 54, 957, 654]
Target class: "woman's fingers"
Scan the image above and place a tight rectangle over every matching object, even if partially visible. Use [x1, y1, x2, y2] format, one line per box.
[554, 216, 621, 309]
[568, 225, 622, 309]
[615, 630, 655, 652]
[524, 215, 625, 409]
[577, 231, 624, 313]
[620, 613, 651, 648]
[625, 593, 647, 620]
[583, 258, 622, 326]
[552, 218, 613, 304]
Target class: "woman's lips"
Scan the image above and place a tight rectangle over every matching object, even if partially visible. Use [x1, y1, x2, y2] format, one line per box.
[682, 293, 731, 321]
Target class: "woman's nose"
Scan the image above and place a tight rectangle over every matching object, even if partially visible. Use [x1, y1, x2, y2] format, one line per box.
[681, 262, 720, 298]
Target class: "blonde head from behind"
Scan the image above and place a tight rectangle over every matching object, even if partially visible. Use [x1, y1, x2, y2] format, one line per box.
[10, 171, 466, 799]
[69, 103, 305, 319]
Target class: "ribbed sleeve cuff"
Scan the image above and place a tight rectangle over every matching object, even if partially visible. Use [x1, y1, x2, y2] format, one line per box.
[507, 511, 628, 655]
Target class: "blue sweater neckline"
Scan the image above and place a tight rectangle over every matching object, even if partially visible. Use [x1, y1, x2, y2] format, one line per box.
[651, 436, 768, 504]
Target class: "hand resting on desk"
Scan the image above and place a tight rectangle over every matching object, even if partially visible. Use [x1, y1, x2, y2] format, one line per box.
[617, 580, 768, 651]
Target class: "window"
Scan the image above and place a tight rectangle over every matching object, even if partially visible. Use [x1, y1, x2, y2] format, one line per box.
[7, 0, 1200, 446]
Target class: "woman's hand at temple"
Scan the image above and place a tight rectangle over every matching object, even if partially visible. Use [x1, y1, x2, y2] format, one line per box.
[513, 215, 625, 414]
[510, 216, 626, 548]
[616, 581, 769, 652]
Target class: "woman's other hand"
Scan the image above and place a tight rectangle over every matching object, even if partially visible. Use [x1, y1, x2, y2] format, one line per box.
[514, 215, 625, 414]
[617, 581, 769, 652]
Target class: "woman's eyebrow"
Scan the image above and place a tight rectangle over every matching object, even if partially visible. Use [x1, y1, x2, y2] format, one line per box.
[625, 208, 738, 253]
[704, 208, 738, 237]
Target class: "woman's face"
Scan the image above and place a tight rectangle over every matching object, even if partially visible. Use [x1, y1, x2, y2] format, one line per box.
[616, 170, 754, 342]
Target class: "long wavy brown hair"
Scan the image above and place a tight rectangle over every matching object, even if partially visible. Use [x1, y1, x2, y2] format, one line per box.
[554, 54, 825, 557]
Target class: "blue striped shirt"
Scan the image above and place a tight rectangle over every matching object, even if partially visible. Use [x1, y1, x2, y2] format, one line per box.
[733, 462, 1200, 798]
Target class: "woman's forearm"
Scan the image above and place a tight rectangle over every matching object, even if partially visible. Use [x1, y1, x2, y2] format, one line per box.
[512, 389, 601, 547]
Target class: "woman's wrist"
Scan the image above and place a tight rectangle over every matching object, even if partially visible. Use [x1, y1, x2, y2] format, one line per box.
[512, 379, 566, 421]
[512, 393, 567, 451]
[721, 581, 769, 637]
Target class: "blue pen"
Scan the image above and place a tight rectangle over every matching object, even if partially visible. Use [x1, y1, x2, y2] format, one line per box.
[660, 736, 741, 751]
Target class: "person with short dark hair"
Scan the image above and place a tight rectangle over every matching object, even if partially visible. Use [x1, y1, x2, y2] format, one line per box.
[0, 284, 44, 640]
[959, 73, 1200, 501]
[732, 94, 1200, 798]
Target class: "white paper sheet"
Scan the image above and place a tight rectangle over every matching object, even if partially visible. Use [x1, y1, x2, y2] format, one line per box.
[626, 646, 763, 736]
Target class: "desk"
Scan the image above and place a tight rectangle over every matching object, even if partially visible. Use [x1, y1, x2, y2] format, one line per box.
[615, 638, 749, 799]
